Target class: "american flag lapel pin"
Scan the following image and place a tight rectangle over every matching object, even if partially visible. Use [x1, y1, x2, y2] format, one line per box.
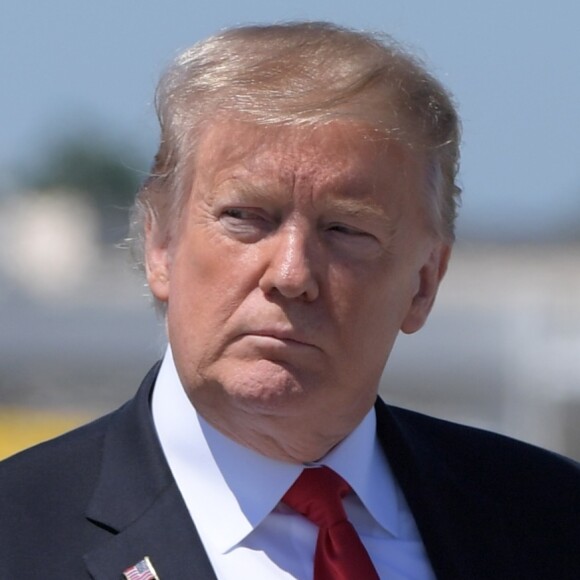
[123, 556, 160, 580]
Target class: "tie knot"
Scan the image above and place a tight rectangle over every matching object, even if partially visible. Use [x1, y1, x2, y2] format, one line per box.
[282, 466, 351, 528]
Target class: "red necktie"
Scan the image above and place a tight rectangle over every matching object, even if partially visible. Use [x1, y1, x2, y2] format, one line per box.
[282, 466, 380, 580]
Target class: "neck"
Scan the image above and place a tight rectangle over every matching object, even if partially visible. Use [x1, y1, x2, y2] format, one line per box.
[194, 404, 360, 463]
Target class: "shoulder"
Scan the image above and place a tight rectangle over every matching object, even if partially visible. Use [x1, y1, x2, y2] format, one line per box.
[377, 402, 580, 488]
[1, 405, 117, 472]
[382, 401, 579, 478]
[0, 407, 121, 514]
[0, 361, 166, 578]
[0, 360, 161, 484]
[376, 400, 580, 576]
[0, 363, 160, 522]
[0, 409, 123, 576]
[377, 399, 580, 531]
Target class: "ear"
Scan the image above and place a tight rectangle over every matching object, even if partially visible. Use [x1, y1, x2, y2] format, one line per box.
[144, 212, 171, 303]
[401, 242, 451, 335]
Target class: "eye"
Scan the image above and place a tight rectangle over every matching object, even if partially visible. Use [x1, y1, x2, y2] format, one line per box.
[325, 222, 382, 259]
[327, 223, 373, 238]
[219, 207, 273, 240]
[222, 208, 257, 221]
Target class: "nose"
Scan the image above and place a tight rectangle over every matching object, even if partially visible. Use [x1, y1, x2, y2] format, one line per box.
[258, 223, 320, 301]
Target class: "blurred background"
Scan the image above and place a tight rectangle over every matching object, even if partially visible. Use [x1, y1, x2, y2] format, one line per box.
[1, 0, 579, 460]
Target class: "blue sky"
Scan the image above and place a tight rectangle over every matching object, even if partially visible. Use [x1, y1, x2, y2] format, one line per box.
[1, 0, 578, 239]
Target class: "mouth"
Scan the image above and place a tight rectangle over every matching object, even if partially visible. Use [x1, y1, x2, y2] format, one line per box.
[242, 329, 318, 350]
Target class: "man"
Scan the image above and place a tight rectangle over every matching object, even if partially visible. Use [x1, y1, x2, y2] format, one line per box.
[1, 22, 578, 580]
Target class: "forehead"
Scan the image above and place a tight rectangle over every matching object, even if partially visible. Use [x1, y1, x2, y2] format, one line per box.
[190, 119, 427, 207]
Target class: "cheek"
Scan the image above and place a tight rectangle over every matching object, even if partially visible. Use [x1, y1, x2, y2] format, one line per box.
[191, 220, 264, 278]
[332, 265, 415, 341]
[170, 229, 231, 292]
[167, 233, 260, 337]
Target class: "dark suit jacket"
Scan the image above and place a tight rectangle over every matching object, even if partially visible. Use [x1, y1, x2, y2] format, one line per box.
[1, 363, 579, 579]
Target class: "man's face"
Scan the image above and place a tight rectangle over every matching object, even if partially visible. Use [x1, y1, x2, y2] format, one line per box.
[147, 120, 449, 458]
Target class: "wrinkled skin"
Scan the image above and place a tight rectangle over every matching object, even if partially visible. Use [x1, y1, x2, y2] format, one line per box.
[146, 120, 450, 462]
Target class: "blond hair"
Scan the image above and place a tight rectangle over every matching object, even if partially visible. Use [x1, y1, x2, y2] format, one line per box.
[132, 21, 461, 267]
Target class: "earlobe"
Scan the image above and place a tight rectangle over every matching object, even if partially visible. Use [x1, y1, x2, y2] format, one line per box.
[144, 213, 171, 303]
[401, 243, 451, 335]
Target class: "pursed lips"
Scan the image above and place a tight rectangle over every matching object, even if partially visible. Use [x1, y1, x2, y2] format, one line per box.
[241, 328, 319, 350]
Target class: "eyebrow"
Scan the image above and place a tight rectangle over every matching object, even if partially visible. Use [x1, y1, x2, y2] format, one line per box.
[324, 197, 392, 223]
[211, 177, 276, 204]
[213, 176, 396, 226]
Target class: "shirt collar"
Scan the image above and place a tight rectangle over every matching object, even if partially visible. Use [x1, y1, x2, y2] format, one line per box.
[152, 346, 402, 553]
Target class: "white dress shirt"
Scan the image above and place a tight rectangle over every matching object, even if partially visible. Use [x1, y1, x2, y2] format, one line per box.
[152, 347, 434, 579]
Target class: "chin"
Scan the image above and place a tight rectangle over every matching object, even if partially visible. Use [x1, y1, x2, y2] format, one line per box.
[220, 359, 315, 412]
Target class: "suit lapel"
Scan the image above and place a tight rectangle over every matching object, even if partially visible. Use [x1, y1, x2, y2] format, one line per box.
[80, 367, 519, 578]
[83, 364, 217, 579]
[375, 398, 518, 579]
[84, 485, 216, 579]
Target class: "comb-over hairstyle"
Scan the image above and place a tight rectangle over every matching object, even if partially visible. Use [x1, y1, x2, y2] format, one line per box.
[132, 21, 461, 267]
